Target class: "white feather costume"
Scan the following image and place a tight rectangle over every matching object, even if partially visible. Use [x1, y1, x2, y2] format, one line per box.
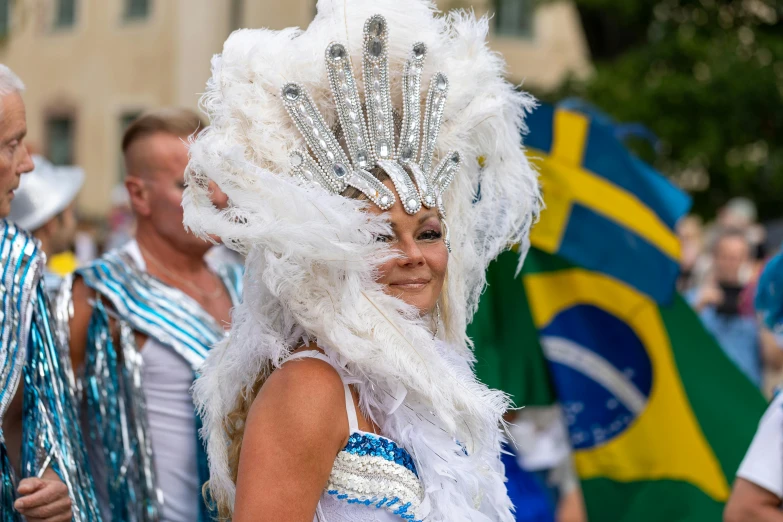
[183, 0, 540, 520]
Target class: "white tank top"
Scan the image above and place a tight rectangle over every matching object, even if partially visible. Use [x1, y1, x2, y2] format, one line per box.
[125, 242, 202, 522]
[141, 338, 201, 522]
[282, 351, 424, 522]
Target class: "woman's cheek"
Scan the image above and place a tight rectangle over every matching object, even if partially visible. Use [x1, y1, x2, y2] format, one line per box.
[424, 242, 449, 281]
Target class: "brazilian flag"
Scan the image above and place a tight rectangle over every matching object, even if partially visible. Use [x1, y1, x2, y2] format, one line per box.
[471, 101, 767, 521]
[472, 249, 765, 521]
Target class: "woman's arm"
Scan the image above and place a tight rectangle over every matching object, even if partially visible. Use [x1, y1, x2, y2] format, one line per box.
[233, 357, 349, 521]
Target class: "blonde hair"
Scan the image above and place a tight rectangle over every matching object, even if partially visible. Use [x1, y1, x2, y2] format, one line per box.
[207, 368, 266, 520]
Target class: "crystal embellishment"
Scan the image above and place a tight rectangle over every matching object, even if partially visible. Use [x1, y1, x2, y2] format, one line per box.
[281, 13, 461, 223]
[370, 37, 384, 58]
[283, 84, 300, 100]
[333, 163, 347, 178]
[290, 152, 304, 167]
[368, 16, 385, 37]
[329, 43, 347, 61]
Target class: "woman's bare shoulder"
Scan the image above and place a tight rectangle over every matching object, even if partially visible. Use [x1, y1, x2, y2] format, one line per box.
[245, 353, 348, 448]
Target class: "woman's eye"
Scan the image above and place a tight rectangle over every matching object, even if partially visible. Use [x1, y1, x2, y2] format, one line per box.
[376, 234, 394, 243]
[419, 230, 443, 241]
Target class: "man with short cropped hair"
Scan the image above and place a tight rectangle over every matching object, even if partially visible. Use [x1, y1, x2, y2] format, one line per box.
[64, 108, 242, 522]
[0, 64, 99, 522]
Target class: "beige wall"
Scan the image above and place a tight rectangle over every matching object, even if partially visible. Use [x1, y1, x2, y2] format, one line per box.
[1, 0, 184, 216]
[0, 0, 589, 218]
[491, 1, 591, 88]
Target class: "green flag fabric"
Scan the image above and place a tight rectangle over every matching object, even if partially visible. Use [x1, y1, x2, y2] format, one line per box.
[469, 249, 556, 408]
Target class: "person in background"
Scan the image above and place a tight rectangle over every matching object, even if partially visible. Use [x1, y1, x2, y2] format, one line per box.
[690, 229, 782, 388]
[718, 197, 758, 232]
[8, 155, 83, 296]
[724, 249, 783, 522]
[62, 108, 242, 522]
[0, 64, 99, 521]
[511, 406, 587, 522]
[677, 214, 707, 292]
[740, 223, 770, 318]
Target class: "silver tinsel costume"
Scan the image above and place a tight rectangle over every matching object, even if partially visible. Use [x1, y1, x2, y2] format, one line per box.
[59, 248, 242, 521]
[0, 219, 100, 521]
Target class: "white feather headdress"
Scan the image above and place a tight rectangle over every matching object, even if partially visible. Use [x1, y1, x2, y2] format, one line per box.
[184, 0, 540, 519]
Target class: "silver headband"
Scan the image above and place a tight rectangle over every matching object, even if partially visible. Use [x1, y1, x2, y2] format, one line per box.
[282, 14, 462, 217]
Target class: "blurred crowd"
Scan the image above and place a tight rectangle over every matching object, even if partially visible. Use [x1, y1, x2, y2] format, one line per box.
[678, 198, 783, 397]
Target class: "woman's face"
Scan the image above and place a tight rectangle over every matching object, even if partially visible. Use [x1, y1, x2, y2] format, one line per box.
[371, 181, 448, 315]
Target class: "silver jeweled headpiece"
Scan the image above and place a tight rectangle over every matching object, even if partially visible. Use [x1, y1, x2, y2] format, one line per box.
[282, 14, 462, 217]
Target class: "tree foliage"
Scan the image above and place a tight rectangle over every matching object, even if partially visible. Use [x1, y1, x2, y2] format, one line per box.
[543, 0, 783, 219]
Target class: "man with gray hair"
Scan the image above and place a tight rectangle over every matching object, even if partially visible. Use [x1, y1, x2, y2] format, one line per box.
[0, 64, 100, 521]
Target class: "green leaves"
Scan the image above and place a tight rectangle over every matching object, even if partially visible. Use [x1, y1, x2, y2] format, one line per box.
[545, 0, 783, 219]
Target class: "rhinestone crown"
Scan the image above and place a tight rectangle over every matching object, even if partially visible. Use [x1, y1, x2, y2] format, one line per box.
[282, 14, 462, 216]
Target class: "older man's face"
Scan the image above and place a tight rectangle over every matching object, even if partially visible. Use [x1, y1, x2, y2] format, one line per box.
[0, 93, 33, 217]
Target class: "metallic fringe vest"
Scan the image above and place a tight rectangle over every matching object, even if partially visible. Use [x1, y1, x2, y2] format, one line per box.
[64, 247, 242, 522]
[0, 220, 101, 521]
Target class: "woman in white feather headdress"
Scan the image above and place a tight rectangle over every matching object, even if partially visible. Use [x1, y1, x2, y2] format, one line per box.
[183, 0, 540, 520]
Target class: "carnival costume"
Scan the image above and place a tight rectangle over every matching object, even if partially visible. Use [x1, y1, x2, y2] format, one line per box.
[58, 242, 242, 521]
[0, 220, 100, 521]
[183, 0, 540, 520]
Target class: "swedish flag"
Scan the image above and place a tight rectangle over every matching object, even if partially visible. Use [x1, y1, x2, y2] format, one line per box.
[525, 104, 691, 304]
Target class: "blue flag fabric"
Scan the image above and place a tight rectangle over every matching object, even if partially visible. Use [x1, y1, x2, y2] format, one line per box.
[525, 103, 691, 304]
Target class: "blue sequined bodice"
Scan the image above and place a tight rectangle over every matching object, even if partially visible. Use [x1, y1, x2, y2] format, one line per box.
[284, 350, 425, 522]
[343, 432, 418, 477]
[322, 431, 423, 521]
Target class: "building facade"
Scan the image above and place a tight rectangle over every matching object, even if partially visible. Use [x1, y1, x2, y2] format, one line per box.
[0, 0, 589, 217]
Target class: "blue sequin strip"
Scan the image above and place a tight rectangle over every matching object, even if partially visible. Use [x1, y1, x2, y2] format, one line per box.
[327, 490, 423, 522]
[343, 432, 418, 477]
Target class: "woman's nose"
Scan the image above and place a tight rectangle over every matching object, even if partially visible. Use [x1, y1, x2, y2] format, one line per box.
[398, 240, 425, 267]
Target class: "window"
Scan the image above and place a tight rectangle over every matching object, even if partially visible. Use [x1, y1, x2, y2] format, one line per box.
[54, 0, 77, 29]
[118, 111, 141, 179]
[124, 0, 149, 21]
[0, 0, 9, 39]
[46, 116, 75, 165]
[494, 0, 534, 39]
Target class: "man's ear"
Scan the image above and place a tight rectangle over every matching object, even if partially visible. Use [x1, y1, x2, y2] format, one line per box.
[125, 176, 151, 217]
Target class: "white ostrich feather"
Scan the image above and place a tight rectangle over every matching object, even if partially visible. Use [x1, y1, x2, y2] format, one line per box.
[183, 0, 540, 520]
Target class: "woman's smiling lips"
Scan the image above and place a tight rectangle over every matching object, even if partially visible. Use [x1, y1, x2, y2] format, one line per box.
[389, 278, 431, 290]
